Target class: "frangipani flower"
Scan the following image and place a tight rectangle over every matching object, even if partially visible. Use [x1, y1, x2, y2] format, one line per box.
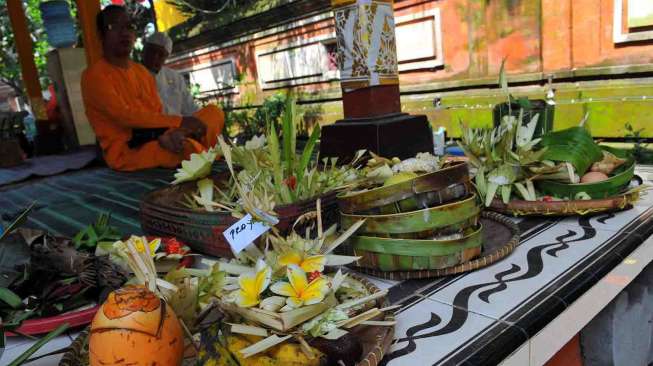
[271, 265, 329, 308]
[172, 148, 218, 185]
[278, 250, 326, 273]
[236, 260, 272, 308]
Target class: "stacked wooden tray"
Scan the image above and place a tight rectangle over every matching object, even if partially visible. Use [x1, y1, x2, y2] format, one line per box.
[339, 162, 484, 272]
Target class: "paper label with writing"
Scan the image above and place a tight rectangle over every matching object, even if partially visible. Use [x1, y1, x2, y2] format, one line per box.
[223, 214, 271, 255]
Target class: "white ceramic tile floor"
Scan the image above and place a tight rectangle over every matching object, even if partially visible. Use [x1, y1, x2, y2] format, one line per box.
[1, 334, 70, 366]
[385, 297, 497, 365]
[425, 224, 617, 320]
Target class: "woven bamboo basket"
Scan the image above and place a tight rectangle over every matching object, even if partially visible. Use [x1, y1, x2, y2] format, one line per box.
[488, 190, 640, 216]
[352, 211, 520, 280]
[346, 224, 483, 271]
[537, 148, 636, 200]
[140, 176, 339, 257]
[338, 161, 470, 215]
[59, 273, 394, 366]
[340, 193, 481, 239]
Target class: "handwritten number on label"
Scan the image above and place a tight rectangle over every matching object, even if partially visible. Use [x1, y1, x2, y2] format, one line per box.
[223, 214, 271, 255]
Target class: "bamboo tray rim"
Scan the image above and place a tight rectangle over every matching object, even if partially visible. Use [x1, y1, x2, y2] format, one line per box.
[488, 191, 640, 217]
[141, 179, 340, 216]
[338, 161, 468, 198]
[340, 193, 478, 220]
[351, 211, 520, 280]
[350, 223, 482, 245]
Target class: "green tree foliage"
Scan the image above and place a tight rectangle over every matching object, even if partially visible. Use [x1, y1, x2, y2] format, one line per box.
[0, 0, 51, 96]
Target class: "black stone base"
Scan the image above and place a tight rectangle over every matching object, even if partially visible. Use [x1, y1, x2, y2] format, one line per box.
[319, 113, 434, 162]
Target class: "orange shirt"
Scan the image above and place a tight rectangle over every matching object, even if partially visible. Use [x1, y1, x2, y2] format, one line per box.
[81, 59, 182, 167]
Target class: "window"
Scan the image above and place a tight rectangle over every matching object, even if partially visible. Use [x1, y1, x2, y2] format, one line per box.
[395, 8, 444, 71]
[256, 34, 339, 89]
[180, 59, 238, 97]
[614, 0, 653, 43]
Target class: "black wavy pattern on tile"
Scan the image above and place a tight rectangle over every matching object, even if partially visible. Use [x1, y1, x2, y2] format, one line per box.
[478, 264, 521, 304]
[433, 209, 653, 365]
[475, 219, 596, 303]
[596, 212, 616, 225]
[380, 282, 492, 365]
[382, 216, 598, 365]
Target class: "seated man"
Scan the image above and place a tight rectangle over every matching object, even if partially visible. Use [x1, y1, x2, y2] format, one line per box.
[142, 32, 198, 116]
[81, 5, 223, 171]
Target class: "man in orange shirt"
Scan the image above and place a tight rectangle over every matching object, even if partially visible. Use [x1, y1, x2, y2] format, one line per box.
[81, 5, 223, 171]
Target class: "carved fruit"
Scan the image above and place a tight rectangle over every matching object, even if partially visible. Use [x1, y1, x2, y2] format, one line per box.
[89, 285, 184, 366]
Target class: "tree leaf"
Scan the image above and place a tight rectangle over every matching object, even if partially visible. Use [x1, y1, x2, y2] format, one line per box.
[0, 231, 31, 288]
[485, 182, 499, 207]
[526, 179, 536, 200]
[514, 182, 531, 201]
[539, 127, 603, 175]
[499, 58, 509, 94]
[516, 113, 539, 147]
[282, 97, 295, 175]
[501, 185, 512, 204]
[295, 126, 320, 187]
[475, 169, 487, 197]
[0, 287, 22, 308]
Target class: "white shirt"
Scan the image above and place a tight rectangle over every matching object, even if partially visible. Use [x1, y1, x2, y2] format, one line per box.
[153, 66, 199, 116]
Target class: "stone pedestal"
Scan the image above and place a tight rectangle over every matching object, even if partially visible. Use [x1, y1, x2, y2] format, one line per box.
[321, 113, 433, 162]
[319, 0, 434, 161]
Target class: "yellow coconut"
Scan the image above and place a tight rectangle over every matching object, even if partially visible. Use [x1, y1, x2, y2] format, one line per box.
[89, 285, 184, 366]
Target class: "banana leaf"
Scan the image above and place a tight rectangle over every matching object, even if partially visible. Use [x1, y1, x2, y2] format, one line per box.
[282, 97, 296, 176]
[295, 126, 320, 188]
[537, 146, 635, 199]
[0, 233, 30, 289]
[538, 127, 603, 175]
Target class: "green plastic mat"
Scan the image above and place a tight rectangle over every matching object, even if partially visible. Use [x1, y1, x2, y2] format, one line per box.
[0, 167, 175, 237]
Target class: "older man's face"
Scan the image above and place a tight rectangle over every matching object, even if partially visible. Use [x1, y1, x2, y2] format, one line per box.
[143, 43, 169, 74]
[102, 10, 136, 58]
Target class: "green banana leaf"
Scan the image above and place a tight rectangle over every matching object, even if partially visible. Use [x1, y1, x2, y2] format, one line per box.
[538, 127, 603, 175]
[537, 146, 635, 199]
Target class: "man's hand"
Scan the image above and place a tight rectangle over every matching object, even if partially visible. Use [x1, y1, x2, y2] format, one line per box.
[158, 128, 189, 154]
[180, 116, 207, 140]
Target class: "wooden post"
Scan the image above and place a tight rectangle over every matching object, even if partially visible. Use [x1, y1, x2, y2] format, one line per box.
[75, 0, 102, 67]
[319, 0, 434, 161]
[6, 0, 47, 120]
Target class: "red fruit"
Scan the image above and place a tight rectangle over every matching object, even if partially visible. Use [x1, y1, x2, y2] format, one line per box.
[542, 196, 553, 202]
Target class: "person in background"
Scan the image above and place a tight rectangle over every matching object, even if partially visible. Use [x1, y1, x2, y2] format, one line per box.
[142, 32, 198, 117]
[81, 5, 224, 172]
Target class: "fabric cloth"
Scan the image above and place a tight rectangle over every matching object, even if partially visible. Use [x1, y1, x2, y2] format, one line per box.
[154, 66, 199, 116]
[145, 31, 173, 54]
[81, 59, 223, 172]
[0, 146, 97, 187]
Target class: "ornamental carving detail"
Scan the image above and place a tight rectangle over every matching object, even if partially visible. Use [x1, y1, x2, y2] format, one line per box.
[333, 0, 399, 91]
